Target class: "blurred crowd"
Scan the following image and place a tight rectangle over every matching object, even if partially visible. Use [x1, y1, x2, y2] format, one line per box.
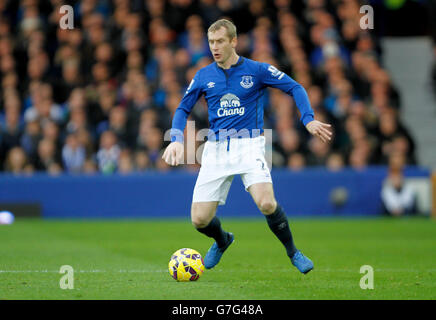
[0, 0, 418, 175]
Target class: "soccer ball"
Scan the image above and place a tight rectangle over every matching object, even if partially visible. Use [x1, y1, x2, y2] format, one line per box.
[0, 211, 14, 225]
[168, 248, 205, 281]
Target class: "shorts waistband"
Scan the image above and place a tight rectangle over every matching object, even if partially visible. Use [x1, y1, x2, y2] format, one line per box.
[206, 131, 264, 143]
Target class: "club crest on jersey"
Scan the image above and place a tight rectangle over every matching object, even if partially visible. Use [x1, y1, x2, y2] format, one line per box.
[240, 76, 253, 89]
[218, 93, 245, 117]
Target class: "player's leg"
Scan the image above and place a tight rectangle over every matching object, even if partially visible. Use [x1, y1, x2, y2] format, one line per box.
[191, 175, 235, 269]
[247, 182, 297, 258]
[239, 136, 313, 273]
[191, 201, 230, 248]
[238, 136, 297, 257]
[191, 201, 218, 228]
[247, 182, 313, 274]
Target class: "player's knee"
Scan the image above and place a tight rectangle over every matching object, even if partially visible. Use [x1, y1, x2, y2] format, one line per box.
[191, 203, 216, 228]
[257, 199, 276, 214]
[191, 215, 211, 229]
[191, 207, 209, 228]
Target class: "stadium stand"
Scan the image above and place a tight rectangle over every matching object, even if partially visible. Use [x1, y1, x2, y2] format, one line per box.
[0, 0, 423, 175]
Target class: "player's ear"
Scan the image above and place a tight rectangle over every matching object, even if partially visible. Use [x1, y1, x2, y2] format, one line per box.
[231, 36, 237, 49]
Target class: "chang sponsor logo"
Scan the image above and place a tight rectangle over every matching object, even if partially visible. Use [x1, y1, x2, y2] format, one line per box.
[218, 93, 245, 117]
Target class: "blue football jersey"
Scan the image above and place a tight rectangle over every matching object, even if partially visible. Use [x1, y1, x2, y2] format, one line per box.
[171, 57, 314, 142]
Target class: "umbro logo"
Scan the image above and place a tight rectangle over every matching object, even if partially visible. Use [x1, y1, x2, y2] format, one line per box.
[207, 82, 215, 88]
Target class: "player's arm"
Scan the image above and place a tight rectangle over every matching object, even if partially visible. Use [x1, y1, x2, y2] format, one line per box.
[163, 71, 203, 166]
[259, 63, 332, 143]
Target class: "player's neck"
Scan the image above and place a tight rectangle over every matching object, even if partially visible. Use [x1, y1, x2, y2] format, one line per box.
[218, 52, 240, 70]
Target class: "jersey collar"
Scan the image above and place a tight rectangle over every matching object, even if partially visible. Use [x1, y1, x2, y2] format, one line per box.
[231, 56, 244, 68]
[216, 56, 244, 70]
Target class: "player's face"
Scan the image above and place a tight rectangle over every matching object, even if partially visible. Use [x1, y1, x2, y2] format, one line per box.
[208, 27, 236, 64]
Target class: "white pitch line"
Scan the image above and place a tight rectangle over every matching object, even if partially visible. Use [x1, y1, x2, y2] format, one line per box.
[0, 269, 435, 273]
[317, 268, 436, 273]
[0, 269, 167, 273]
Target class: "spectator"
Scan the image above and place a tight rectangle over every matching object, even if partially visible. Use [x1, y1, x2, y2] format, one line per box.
[134, 149, 150, 171]
[307, 137, 331, 166]
[20, 119, 41, 162]
[34, 138, 62, 173]
[349, 146, 369, 170]
[277, 128, 305, 160]
[0, 103, 23, 155]
[377, 111, 415, 164]
[381, 171, 417, 217]
[5, 146, 33, 174]
[23, 83, 65, 125]
[287, 153, 306, 171]
[96, 130, 120, 174]
[326, 152, 345, 172]
[97, 106, 131, 147]
[118, 149, 134, 175]
[62, 133, 86, 174]
[83, 158, 98, 174]
[137, 126, 163, 168]
[41, 120, 61, 154]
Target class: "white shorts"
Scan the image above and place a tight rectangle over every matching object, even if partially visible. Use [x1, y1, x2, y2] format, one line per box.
[192, 136, 272, 205]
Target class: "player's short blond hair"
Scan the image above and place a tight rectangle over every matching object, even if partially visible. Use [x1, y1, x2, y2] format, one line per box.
[208, 19, 237, 40]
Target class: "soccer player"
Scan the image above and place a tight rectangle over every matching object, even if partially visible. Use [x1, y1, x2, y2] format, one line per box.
[162, 19, 332, 274]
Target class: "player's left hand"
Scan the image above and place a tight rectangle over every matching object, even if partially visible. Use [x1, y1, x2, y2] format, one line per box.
[305, 120, 332, 143]
[162, 141, 184, 166]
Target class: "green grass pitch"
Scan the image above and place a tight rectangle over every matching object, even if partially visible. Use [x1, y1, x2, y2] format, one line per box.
[0, 217, 435, 300]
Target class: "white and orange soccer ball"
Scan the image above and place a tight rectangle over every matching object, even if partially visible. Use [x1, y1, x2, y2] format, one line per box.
[168, 248, 205, 281]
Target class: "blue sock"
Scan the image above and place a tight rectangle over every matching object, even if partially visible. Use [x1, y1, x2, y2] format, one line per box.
[196, 216, 229, 248]
[265, 204, 298, 258]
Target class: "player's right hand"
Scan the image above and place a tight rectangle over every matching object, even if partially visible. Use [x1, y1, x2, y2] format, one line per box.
[162, 142, 184, 166]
